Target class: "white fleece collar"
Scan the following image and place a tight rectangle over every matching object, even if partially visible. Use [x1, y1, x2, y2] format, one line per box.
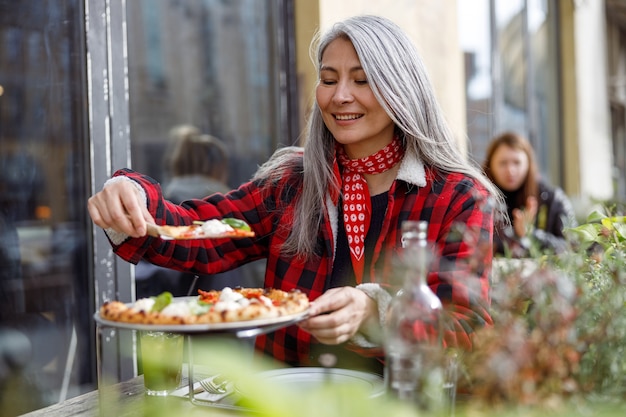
[396, 152, 427, 187]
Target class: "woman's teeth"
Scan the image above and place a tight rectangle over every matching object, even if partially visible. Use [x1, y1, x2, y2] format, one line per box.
[335, 114, 361, 120]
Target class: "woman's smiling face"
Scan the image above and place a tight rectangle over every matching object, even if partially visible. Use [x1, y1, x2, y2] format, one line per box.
[315, 37, 395, 159]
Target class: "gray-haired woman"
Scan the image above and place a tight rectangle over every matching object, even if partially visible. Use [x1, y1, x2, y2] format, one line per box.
[88, 15, 499, 373]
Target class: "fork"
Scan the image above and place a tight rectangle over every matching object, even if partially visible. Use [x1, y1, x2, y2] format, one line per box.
[198, 375, 229, 394]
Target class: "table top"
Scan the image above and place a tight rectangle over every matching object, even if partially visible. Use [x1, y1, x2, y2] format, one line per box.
[19, 364, 392, 417]
[18, 375, 240, 417]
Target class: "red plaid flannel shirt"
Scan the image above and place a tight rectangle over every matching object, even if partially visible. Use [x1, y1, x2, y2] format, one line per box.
[109, 153, 494, 366]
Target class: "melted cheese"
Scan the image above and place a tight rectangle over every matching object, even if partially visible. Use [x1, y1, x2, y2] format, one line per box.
[160, 301, 192, 317]
[214, 287, 250, 312]
[133, 298, 155, 312]
[199, 219, 234, 235]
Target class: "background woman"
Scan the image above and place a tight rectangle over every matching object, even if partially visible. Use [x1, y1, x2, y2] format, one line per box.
[483, 131, 576, 257]
[163, 125, 231, 204]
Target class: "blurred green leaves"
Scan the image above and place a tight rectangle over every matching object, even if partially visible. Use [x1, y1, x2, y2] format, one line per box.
[465, 207, 626, 413]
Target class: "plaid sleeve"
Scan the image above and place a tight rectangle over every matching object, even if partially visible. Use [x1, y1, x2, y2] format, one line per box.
[109, 169, 273, 274]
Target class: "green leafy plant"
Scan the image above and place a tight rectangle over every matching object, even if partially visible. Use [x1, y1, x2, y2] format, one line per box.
[463, 208, 626, 412]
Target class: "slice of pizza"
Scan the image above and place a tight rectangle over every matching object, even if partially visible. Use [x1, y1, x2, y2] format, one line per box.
[147, 218, 255, 240]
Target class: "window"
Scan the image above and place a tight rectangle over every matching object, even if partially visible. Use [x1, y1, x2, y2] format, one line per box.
[0, 1, 94, 413]
[0, 0, 296, 413]
[459, 0, 562, 184]
[127, 0, 297, 188]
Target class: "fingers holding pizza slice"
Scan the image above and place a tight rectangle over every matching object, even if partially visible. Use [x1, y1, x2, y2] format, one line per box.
[147, 218, 255, 240]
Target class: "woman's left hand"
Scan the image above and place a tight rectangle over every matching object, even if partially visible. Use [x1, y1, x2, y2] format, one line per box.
[512, 196, 538, 238]
[298, 286, 377, 345]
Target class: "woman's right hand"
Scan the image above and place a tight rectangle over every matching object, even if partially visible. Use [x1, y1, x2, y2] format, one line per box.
[87, 178, 154, 238]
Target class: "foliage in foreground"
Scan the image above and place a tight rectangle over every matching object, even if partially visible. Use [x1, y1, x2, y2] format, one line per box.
[102, 335, 626, 417]
[99, 210, 626, 416]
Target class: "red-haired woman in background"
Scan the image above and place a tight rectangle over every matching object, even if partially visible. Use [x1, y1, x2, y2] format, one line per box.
[483, 131, 577, 257]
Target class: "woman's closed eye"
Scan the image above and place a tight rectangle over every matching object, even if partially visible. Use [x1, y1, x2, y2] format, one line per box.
[319, 79, 368, 86]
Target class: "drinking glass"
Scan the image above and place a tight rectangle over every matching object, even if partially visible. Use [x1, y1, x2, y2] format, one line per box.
[140, 331, 184, 396]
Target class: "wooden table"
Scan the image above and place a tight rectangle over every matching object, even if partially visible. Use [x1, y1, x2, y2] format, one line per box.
[19, 375, 243, 417]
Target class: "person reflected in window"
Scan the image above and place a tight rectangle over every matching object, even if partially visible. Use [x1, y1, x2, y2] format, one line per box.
[89, 15, 501, 374]
[483, 131, 577, 257]
[163, 125, 231, 204]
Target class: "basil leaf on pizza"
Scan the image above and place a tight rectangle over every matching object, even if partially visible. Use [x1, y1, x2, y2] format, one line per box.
[211, 218, 252, 232]
[151, 291, 173, 312]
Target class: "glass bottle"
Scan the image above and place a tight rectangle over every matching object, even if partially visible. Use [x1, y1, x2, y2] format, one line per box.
[384, 220, 444, 407]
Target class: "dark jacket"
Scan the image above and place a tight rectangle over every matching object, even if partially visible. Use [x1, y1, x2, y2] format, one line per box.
[494, 180, 576, 257]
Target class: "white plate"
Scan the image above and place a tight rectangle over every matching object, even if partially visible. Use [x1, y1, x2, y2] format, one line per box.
[93, 296, 309, 334]
[238, 367, 385, 398]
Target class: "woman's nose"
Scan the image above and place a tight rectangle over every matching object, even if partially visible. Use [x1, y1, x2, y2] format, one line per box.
[332, 81, 354, 104]
[505, 164, 518, 177]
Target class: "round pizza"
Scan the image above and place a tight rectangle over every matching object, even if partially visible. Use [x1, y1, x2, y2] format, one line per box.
[99, 287, 309, 325]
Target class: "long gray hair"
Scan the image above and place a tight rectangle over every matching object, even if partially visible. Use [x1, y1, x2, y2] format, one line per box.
[255, 15, 501, 259]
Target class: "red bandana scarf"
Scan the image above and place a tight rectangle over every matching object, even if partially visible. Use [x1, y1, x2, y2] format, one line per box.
[333, 136, 404, 283]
